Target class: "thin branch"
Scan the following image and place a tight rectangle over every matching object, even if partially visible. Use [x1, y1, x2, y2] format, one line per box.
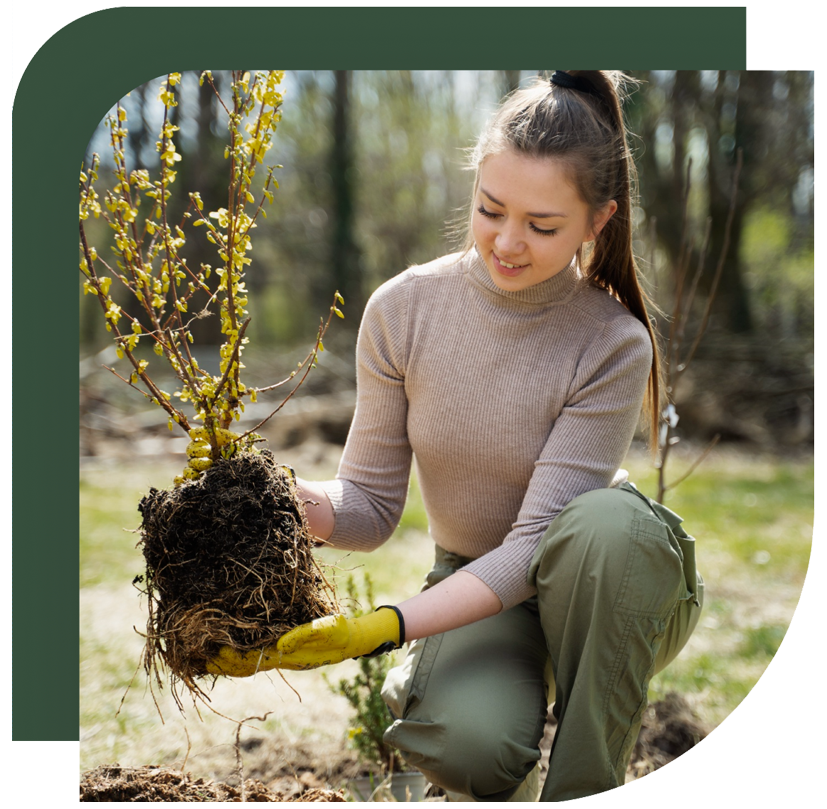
[663, 434, 721, 493]
[238, 301, 339, 439]
[212, 317, 252, 404]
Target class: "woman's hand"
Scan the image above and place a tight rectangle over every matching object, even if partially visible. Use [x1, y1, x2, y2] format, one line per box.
[207, 573, 503, 677]
[206, 606, 404, 676]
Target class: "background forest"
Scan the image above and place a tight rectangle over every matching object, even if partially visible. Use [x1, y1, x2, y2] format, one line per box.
[80, 69, 814, 452]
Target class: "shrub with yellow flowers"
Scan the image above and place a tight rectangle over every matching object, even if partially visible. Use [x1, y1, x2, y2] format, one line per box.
[80, 71, 340, 708]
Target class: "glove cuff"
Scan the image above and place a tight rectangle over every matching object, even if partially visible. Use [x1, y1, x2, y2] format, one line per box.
[376, 605, 406, 647]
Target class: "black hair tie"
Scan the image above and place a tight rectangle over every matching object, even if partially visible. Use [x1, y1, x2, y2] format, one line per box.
[550, 71, 599, 96]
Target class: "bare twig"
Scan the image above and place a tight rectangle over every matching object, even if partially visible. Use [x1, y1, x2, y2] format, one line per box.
[655, 148, 743, 502]
[234, 711, 275, 800]
[663, 434, 721, 495]
[239, 296, 342, 440]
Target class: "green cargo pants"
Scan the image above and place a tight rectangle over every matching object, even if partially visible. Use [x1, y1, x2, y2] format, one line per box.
[381, 483, 704, 802]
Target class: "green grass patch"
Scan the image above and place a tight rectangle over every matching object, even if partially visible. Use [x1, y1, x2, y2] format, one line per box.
[739, 623, 787, 659]
[622, 447, 812, 727]
[80, 447, 813, 759]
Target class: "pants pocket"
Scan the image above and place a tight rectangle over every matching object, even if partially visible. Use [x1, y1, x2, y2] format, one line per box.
[613, 514, 685, 618]
[655, 572, 705, 672]
[381, 633, 443, 719]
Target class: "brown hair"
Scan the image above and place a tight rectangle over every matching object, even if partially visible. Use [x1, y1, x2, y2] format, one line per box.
[464, 71, 663, 450]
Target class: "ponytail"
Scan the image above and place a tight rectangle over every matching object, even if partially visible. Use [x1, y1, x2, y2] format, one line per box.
[568, 71, 663, 453]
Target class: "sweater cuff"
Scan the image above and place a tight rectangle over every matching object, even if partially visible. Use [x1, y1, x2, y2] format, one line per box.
[462, 542, 538, 611]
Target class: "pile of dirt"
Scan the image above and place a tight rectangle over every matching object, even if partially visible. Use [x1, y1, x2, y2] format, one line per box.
[629, 692, 708, 778]
[79, 765, 346, 802]
[538, 692, 707, 781]
[137, 449, 335, 704]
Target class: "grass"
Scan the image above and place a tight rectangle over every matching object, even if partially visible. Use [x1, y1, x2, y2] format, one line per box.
[622, 445, 813, 727]
[79, 444, 813, 776]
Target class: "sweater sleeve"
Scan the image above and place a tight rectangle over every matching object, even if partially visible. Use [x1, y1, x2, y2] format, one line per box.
[462, 314, 653, 610]
[318, 276, 413, 551]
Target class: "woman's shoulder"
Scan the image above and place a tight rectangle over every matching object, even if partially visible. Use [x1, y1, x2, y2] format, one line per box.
[568, 283, 652, 366]
[367, 251, 471, 307]
[573, 281, 648, 332]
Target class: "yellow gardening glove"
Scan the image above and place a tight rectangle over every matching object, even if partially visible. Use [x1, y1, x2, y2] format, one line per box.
[206, 606, 405, 677]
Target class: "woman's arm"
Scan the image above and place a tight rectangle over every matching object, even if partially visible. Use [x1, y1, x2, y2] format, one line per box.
[298, 476, 502, 640]
[396, 571, 502, 640]
[207, 568, 503, 676]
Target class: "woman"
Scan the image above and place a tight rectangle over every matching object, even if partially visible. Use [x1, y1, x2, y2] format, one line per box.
[209, 70, 704, 802]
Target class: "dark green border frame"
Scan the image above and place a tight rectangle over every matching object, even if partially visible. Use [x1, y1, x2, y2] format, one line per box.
[13, 6, 745, 742]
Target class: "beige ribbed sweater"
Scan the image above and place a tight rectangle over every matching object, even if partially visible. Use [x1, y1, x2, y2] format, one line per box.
[320, 249, 652, 610]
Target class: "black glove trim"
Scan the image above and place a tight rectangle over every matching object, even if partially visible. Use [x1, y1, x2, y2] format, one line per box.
[376, 605, 406, 647]
[362, 641, 396, 658]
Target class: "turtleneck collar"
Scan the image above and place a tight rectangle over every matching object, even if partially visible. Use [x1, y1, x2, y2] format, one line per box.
[467, 247, 581, 305]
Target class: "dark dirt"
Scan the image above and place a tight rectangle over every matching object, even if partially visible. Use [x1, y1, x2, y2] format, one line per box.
[79, 694, 705, 801]
[537, 692, 707, 785]
[628, 692, 708, 778]
[79, 765, 346, 802]
[137, 449, 336, 704]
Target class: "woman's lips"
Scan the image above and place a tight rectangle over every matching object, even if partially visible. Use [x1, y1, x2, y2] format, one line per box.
[493, 252, 528, 278]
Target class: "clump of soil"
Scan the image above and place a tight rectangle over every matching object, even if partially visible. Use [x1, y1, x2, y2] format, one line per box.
[137, 449, 335, 704]
[629, 692, 708, 777]
[537, 693, 707, 783]
[79, 765, 346, 802]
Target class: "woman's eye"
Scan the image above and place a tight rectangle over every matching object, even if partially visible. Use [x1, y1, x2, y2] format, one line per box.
[477, 205, 500, 219]
[530, 223, 558, 237]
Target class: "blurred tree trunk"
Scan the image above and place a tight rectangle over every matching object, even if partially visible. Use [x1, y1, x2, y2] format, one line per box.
[633, 70, 754, 333]
[707, 71, 768, 333]
[501, 70, 522, 97]
[127, 82, 148, 172]
[189, 72, 226, 344]
[328, 70, 363, 317]
[633, 71, 684, 274]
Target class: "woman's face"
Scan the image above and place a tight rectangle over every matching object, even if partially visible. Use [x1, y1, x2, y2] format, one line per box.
[472, 149, 616, 292]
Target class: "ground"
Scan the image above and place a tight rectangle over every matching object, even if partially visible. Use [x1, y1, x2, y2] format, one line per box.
[80, 423, 812, 801]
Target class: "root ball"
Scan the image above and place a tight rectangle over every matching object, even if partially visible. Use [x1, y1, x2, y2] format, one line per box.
[137, 449, 334, 702]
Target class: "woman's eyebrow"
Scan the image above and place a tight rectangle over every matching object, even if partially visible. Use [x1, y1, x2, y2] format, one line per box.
[480, 187, 567, 218]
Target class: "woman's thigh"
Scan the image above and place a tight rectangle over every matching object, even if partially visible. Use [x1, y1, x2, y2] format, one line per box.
[382, 600, 550, 800]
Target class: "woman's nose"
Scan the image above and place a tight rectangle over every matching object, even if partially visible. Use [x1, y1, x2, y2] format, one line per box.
[495, 222, 525, 256]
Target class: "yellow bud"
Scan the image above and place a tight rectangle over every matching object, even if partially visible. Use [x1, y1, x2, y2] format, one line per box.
[186, 441, 211, 458]
[188, 426, 238, 446]
[188, 457, 213, 472]
[214, 427, 238, 446]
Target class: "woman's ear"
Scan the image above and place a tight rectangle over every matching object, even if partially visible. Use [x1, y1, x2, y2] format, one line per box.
[588, 200, 618, 240]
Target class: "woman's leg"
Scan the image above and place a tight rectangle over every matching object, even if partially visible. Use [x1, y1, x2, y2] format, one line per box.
[528, 485, 702, 802]
[382, 552, 550, 801]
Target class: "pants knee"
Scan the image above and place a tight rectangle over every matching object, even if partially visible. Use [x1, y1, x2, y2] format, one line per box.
[529, 488, 639, 580]
[529, 486, 685, 618]
[386, 714, 538, 800]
